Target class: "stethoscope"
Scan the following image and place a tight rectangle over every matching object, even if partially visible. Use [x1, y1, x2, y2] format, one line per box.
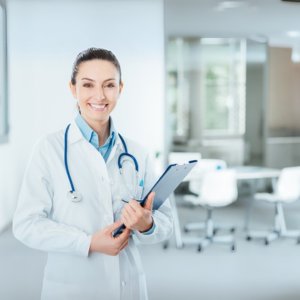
[64, 123, 139, 202]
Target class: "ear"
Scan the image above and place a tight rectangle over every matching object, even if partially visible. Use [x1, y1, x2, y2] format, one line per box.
[69, 81, 77, 99]
[119, 81, 124, 95]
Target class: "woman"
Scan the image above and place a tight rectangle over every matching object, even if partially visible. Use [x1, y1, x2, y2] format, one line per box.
[13, 48, 173, 300]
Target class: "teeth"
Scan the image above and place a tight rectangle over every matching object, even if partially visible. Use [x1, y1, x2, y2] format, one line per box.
[90, 104, 106, 109]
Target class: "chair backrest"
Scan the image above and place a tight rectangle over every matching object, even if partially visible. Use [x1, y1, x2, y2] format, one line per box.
[195, 169, 238, 207]
[189, 159, 227, 193]
[168, 152, 201, 165]
[197, 159, 227, 172]
[168, 152, 202, 182]
[277, 166, 300, 201]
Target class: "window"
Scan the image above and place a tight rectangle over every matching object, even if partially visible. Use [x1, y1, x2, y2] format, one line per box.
[167, 38, 192, 142]
[0, 1, 8, 143]
[200, 38, 246, 137]
[167, 37, 246, 144]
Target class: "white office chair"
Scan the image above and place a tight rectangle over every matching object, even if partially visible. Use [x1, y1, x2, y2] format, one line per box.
[187, 158, 227, 182]
[183, 159, 227, 233]
[168, 151, 202, 196]
[183, 169, 238, 252]
[162, 152, 201, 250]
[168, 152, 202, 181]
[168, 151, 202, 164]
[246, 166, 300, 245]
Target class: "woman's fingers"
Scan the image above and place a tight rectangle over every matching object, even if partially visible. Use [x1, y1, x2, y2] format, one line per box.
[119, 240, 128, 252]
[106, 220, 123, 233]
[144, 192, 155, 210]
[115, 227, 131, 243]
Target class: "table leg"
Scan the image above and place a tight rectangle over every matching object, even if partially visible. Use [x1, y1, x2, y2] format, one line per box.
[163, 193, 184, 249]
[244, 179, 256, 232]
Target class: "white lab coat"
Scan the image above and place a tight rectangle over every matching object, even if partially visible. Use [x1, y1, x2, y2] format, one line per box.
[13, 120, 173, 300]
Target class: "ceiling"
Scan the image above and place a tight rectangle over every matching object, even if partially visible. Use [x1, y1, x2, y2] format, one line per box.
[164, 0, 300, 48]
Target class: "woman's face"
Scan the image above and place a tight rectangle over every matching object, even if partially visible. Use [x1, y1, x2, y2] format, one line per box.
[70, 59, 123, 126]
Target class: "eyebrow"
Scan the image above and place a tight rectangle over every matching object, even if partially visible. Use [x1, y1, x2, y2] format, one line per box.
[81, 77, 95, 82]
[81, 77, 117, 83]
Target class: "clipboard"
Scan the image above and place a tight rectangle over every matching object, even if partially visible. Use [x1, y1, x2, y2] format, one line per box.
[113, 160, 198, 237]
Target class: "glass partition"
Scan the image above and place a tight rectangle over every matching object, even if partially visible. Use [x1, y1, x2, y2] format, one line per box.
[167, 37, 246, 147]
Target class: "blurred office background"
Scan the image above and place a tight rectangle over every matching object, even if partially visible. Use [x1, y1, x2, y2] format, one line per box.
[1, 0, 300, 299]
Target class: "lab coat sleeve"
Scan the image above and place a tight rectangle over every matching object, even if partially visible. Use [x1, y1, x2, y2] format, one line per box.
[134, 154, 173, 244]
[13, 138, 91, 257]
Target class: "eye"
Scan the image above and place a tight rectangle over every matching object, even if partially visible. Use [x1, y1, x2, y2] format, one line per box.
[105, 83, 116, 88]
[83, 83, 93, 88]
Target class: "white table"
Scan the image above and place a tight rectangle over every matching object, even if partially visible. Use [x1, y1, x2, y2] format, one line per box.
[166, 166, 281, 249]
[232, 166, 280, 181]
[232, 166, 281, 231]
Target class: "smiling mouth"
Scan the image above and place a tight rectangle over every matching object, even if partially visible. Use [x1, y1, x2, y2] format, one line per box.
[88, 103, 108, 111]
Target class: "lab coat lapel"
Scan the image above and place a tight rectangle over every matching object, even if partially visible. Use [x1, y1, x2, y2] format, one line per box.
[68, 120, 110, 180]
[67, 121, 121, 298]
[107, 134, 123, 166]
[68, 120, 85, 144]
[67, 120, 112, 215]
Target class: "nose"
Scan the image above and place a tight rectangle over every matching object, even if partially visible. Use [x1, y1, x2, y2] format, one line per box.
[95, 86, 105, 100]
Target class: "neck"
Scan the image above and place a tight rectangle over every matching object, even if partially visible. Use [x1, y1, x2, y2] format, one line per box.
[84, 117, 110, 146]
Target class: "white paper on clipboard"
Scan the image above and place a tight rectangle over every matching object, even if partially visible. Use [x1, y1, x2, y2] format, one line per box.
[140, 160, 198, 210]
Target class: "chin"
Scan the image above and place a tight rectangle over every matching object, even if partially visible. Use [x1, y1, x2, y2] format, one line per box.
[90, 114, 110, 123]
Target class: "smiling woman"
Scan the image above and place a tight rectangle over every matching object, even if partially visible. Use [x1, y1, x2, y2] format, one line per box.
[69, 57, 123, 145]
[12, 47, 173, 300]
[0, 1, 8, 143]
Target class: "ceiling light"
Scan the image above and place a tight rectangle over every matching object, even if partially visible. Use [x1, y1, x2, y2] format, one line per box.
[216, 1, 246, 11]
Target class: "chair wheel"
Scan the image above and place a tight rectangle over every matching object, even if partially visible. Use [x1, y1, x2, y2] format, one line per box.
[246, 236, 252, 241]
[163, 242, 169, 249]
[231, 244, 236, 252]
[297, 237, 300, 244]
[230, 227, 236, 233]
[197, 245, 202, 252]
[264, 239, 269, 246]
[213, 228, 218, 235]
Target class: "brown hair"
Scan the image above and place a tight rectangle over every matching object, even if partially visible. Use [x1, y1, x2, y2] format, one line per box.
[71, 47, 122, 85]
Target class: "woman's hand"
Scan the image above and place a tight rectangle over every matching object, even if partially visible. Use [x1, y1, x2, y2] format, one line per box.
[89, 220, 131, 256]
[121, 192, 155, 233]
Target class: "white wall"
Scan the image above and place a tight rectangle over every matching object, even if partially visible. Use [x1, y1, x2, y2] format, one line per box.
[0, 0, 165, 232]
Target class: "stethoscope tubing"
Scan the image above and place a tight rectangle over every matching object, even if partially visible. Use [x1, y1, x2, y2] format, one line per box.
[64, 123, 139, 202]
[64, 124, 75, 193]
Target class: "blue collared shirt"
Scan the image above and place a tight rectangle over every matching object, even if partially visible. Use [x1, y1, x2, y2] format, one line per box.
[75, 114, 115, 162]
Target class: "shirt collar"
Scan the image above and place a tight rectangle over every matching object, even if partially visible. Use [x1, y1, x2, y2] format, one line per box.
[75, 114, 94, 143]
[75, 114, 116, 148]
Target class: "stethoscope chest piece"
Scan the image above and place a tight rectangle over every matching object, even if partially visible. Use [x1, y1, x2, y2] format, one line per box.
[67, 191, 82, 203]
